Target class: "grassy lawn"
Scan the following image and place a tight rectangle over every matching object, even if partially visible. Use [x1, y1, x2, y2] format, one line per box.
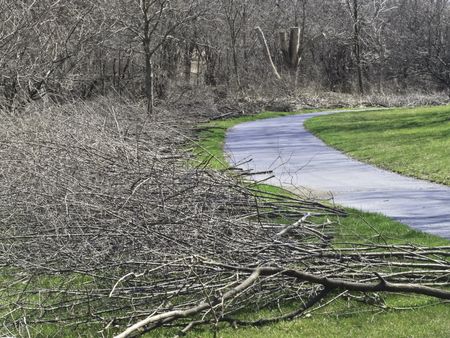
[188, 108, 450, 338]
[4, 107, 449, 337]
[305, 105, 450, 186]
[193, 110, 318, 169]
[151, 297, 450, 338]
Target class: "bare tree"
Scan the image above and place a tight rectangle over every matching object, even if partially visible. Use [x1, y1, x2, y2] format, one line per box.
[1, 0, 449, 106]
[346, 0, 364, 94]
[103, 0, 207, 114]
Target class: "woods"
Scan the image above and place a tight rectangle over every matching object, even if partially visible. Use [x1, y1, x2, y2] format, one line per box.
[1, 1, 450, 337]
[1, 0, 449, 111]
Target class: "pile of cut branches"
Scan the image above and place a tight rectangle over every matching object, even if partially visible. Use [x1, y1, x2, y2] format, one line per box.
[0, 101, 449, 337]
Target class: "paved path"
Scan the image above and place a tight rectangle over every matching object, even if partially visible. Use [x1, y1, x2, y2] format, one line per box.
[225, 110, 450, 239]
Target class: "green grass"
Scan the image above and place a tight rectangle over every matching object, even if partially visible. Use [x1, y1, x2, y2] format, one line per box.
[187, 107, 450, 338]
[248, 182, 449, 247]
[193, 110, 318, 169]
[193, 107, 449, 249]
[305, 105, 450, 186]
[4, 107, 450, 337]
[151, 297, 450, 338]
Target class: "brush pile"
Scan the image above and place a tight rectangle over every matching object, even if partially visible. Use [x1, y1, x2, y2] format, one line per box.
[0, 100, 449, 337]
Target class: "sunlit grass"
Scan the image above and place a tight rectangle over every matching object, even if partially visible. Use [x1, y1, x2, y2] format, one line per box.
[193, 110, 317, 169]
[164, 298, 450, 338]
[187, 107, 450, 338]
[3, 107, 449, 337]
[305, 105, 450, 185]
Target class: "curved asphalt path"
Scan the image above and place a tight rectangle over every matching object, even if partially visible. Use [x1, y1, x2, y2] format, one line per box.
[225, 110, 450, 239]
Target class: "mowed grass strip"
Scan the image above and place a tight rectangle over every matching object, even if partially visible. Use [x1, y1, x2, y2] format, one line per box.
[193, 110, 316, 169]
[190, 108, 450, 338]
[305, 105, 450, 185]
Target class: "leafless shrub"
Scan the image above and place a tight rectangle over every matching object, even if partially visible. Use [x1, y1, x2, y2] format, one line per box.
[0, 99, 330, 334]
[272, 90, 450, 111]
[0, 99, 448, 337]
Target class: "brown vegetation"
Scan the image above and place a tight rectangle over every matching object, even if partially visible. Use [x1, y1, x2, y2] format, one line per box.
[1, 0, 449, 336]
[0, 98, 448, 337]
[1, 1, 449, 112]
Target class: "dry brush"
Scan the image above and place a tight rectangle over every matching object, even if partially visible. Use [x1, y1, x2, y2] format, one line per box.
[0, 100, 449, 337]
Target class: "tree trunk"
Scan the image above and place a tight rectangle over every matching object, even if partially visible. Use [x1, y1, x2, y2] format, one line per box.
[204, 46, 217, 86]
[143, 39, 154, 115]
[255, 26, 282, 80]
[231, 35, 241, 89]
[352, 0, 364, 94]
[242, 3, 249, 75]
[289, 27, 300, 69]
[280, 27, 302, 88]
[184, 42, 194, 83]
